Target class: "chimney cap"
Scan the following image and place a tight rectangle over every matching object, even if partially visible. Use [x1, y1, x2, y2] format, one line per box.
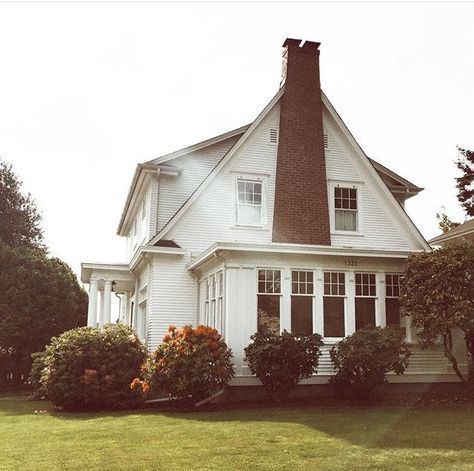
[282, 38, 302, 48]
[282, 38, 321, 50]
[302, 40, 321, 50]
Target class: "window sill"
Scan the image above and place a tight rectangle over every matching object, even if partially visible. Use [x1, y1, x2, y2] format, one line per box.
[232, 224, 269, 231]
[331, 230, 365, 237]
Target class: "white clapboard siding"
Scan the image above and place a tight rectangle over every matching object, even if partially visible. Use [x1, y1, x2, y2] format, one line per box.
[315, 344, 451, 376]
[156, 135, 241, 233]
[323, 107, 423, 251]
[166, 102, 280, 252]
[163, 101, 423, 253]
[147, 253, 198, 351]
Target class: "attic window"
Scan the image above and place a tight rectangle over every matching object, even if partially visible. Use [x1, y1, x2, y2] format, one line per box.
[324, 134, 328, 149]
[269, 129, 278, 144]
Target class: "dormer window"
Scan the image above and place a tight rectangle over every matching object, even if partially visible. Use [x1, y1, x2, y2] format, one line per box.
[334, 187, 358, 231]
[236, 179, 263, 226]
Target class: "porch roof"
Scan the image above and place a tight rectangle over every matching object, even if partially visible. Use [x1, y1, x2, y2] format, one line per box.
[187, 242, 424, 271]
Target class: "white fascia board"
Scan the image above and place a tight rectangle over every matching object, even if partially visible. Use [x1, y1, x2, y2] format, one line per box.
[81, 262, 130, 283]
[117, 165, 159, 236]
[187, 242, 422, 271]
[146, 125, 250, 166]
[149, 88, 285, 246]
[321, 92, 431, 250]
[129, 245, 186, 272]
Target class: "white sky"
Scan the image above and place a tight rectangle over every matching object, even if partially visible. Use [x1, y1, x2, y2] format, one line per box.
[0, 1, 472, 283]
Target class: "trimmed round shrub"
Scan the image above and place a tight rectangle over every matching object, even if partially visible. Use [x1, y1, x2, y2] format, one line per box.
[329, 326, 410, 399]
[244, 330, 324, 399]
[137, 325, 234, 403]
[41, 324, 147, 411]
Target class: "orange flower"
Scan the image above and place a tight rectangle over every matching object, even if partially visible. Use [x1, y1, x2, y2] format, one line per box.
[130, 378, 142, 390]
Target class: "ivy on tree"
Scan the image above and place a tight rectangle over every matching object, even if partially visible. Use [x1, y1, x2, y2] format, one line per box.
[401, 244, 474, 384]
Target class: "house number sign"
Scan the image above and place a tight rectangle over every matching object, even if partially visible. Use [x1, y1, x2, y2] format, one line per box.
[344, 260, 358, 267]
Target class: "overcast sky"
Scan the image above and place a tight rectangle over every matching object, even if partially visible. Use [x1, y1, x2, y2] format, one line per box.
[0, 1, 472, 282]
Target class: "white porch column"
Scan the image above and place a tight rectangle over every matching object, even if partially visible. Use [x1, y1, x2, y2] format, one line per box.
[376, 272, 386, 327]
[99, 289, 105, 327]
[87, 280, 98, 327]
[345, 271, 356, 336]
[103, 280, 112, 325]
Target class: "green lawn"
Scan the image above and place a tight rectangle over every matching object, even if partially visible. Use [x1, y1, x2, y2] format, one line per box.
[1, 394, 473, 470]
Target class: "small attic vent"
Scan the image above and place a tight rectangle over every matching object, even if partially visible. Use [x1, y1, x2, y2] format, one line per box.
[324, 134, 328, 149]
[270, 128, 278, 144]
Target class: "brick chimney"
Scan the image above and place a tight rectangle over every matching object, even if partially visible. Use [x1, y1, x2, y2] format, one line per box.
[272, 38, 331, 245]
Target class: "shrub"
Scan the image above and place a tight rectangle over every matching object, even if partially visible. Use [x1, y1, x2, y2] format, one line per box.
[40, 324, 147, 411]
[244, 330, 323, 399]
[138, 325, 234, 403]
[329, 326, 410, 399]
[29, 351, 48, 399]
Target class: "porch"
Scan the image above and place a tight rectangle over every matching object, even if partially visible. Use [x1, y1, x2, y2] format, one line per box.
[81, 263, 135, 328]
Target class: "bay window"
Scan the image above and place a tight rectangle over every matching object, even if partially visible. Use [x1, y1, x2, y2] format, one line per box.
[323, 272, 345, 337]
[355, 273, 376, 330]
[385, 273, 402, 327]
[257, 269, 281, 334]
[291, 270, 314, 335]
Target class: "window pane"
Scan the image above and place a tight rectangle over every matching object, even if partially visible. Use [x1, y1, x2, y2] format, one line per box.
[386, 298, 401, 327]
[323, 297, 345, 337]
[258, 295, 280, 334]
[335, 210, 357, 231]
[355, 298, 376, 330]
[291, 296, 313, 335]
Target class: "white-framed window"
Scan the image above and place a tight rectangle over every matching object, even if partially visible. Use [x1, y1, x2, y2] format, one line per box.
[323, 272, 345, 337]
[236, 179, 263, 226]
[217, 271, 224, 334]
[334, 186, 358, 231]
[257, 269, 281, 334]
[204, 278, 210, 326]
[355, 272, 377, 330]
[291, 270, 314, 335]
[132, 219, 137, 247]
[202, 270, 225, 335]
[386, 273, 402, 327]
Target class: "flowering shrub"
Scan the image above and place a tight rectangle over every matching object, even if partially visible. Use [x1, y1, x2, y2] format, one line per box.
[329, 326, 410, 399]
[244, 330, 324, 399]
[136, 325, 234, 402]
[39, 324, 147, 410]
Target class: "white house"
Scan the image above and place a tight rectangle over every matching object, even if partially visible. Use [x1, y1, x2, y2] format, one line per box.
[81, 38, 466, 385]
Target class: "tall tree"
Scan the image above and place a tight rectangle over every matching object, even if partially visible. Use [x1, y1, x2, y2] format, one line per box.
[0, 158, 43, 249]
[0, 245, 88, 388]
[455, 147, 474, 217]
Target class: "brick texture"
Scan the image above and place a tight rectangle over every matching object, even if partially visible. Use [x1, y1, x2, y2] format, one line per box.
[272, 38, 331, 245]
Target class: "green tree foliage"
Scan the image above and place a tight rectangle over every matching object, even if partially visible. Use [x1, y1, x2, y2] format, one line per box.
[329, 327, 410, 399]
[401, 244, 474, 384]
[436, 211, 460, 234]
[0, 158, 43, 249]
[0, 245, 87, 389]
[244, 330, 323, 399]
[455, 148, 474, 217]
[138, 325, 234, 404]
[41, 324, 147, 410]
